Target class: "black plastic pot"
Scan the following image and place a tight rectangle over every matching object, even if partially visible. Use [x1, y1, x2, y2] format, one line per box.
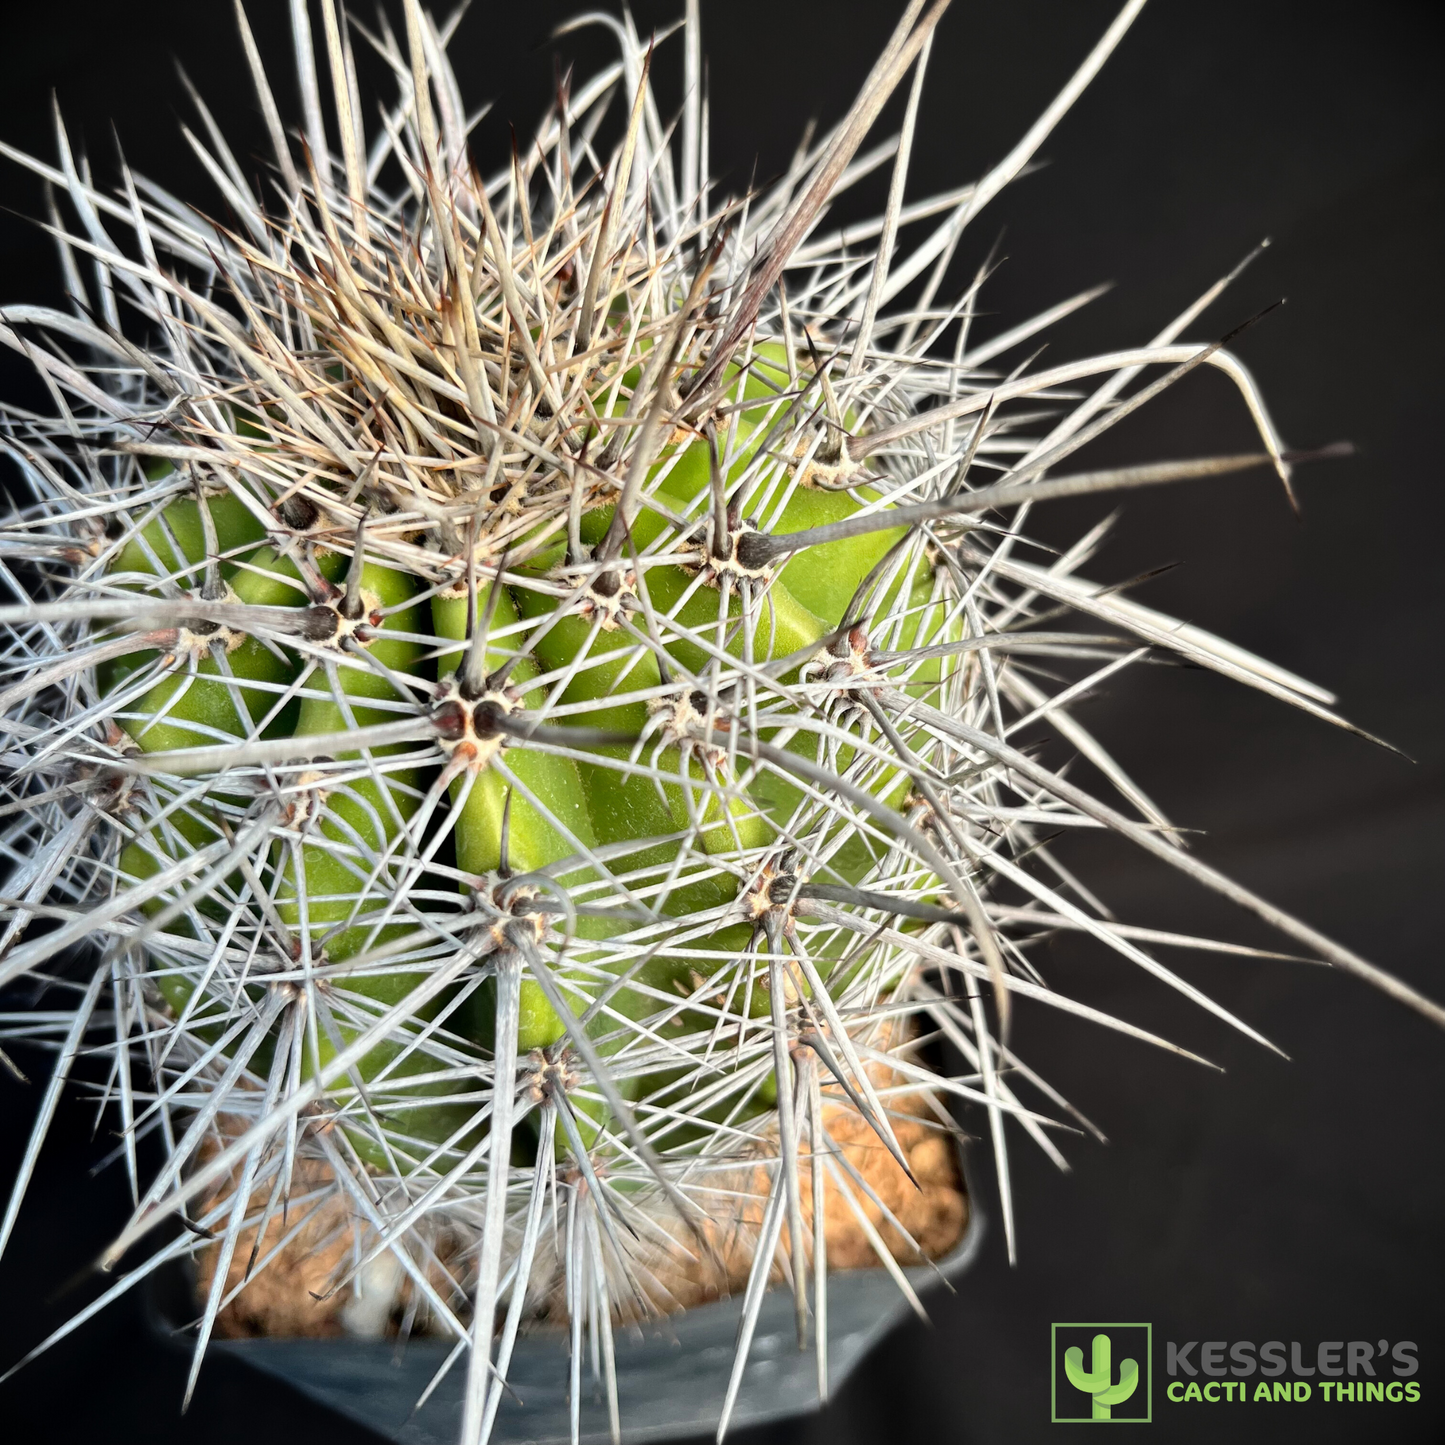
[153, 1145, 981, 1444]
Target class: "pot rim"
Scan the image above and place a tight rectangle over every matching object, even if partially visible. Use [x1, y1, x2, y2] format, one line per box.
[148, 1136, 984, 1443]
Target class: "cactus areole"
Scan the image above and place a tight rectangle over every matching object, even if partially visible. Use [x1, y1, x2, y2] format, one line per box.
[1, 1, 1441, 1442]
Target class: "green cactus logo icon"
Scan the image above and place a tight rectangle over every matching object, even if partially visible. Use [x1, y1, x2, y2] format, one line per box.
[1065, 1334, 1140, 1420]
[1051, 1322, 1152, 1422]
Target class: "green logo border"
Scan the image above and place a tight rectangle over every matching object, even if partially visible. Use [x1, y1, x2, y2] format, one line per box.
[1051, 1322, 1153, 1423]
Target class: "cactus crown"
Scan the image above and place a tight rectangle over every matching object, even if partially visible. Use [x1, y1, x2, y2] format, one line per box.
[0, 2, 1439, 1443]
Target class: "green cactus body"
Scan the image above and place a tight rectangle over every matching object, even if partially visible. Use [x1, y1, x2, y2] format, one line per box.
[105, 382, 943, 1162]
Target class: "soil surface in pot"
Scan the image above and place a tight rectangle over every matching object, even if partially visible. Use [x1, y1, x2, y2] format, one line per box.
[194, 1082, 967, 1340]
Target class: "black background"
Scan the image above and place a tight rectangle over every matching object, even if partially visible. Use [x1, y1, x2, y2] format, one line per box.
[1, 2, 1442, 1442]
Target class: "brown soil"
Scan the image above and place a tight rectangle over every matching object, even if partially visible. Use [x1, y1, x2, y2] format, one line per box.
[194, 1081, 968, 1338]
[193, 1152, 359, 1338]
[631, 1079, 968, 1313]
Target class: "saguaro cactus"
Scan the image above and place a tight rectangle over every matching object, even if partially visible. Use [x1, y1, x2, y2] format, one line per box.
[0, 2, 1441, 1443]
[1065, 1334, 1140, 1420]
